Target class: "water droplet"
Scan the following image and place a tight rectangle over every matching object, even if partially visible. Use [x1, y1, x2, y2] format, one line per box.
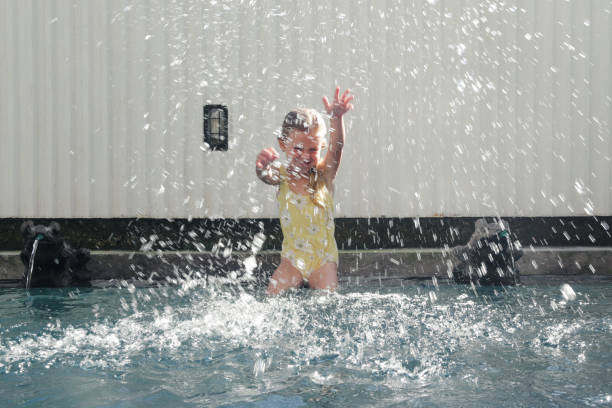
[222, 247, 232, 258]
[574, 179, 586, 195]
[550, 300, 558, 311]
[243, 256, 257, 275]
[251, 233, 265, 253]
[560, 283, 576, 301]
[456, 43, 466, 56]
[253, 358, 266, 376]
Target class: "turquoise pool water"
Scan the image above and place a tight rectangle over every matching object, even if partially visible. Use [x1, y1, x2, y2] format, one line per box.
[0, 279, 610, 407]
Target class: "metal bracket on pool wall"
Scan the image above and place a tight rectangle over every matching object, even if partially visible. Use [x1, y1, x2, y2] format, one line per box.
[203, 104, 228, 151]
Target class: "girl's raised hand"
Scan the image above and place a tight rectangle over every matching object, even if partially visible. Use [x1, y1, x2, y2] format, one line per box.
[322, 87, 354, 118]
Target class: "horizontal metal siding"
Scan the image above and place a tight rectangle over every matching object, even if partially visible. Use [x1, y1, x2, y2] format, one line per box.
[0, 0, 610, 218]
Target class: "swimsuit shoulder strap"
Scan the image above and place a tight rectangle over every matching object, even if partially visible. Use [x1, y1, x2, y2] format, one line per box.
[278, 164, 288, 194]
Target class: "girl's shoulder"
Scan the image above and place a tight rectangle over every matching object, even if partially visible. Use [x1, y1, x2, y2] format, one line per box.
[316, 163, 335, 195]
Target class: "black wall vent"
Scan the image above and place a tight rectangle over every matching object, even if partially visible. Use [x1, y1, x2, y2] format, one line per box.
[203, 105, 228, 151]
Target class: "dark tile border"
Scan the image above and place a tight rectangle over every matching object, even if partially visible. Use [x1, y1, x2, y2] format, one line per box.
[0, 216, 611, 251]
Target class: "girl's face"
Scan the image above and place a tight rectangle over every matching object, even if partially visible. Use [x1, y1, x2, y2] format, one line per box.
[281, 129, 325, 175]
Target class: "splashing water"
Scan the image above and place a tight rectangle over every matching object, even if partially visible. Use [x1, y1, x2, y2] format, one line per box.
[0, 280, 610, 407]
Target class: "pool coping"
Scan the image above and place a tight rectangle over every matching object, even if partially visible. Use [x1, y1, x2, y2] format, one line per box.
[1, 247, 611, 287]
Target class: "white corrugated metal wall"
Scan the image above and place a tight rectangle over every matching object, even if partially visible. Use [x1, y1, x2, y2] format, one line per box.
[0, 0, 610, 218]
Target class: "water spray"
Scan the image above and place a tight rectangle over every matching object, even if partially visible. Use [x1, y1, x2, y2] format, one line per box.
[25, 234, 44, 290]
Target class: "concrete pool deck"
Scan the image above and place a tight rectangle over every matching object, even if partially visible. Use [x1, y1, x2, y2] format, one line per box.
[1, 247, 611, 287]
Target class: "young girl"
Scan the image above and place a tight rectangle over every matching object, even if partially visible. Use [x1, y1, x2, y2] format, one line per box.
[255, 87, 354, 295]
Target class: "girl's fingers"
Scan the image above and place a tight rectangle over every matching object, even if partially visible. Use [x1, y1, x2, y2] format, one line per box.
[265, 150, 278, 161]
[341, 89, 351, 102]
[256, 148, 278, 169]
[322, 96, 331, 112]
[334, 86, 340, 103]
[343, 94, 354, 106]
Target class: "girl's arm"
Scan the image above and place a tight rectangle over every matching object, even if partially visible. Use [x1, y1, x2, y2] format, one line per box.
[255, 147, 281, 185]
[322, 87, 354, 186]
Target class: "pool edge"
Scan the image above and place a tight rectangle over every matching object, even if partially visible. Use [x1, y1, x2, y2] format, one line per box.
[1, 248, 611, 285]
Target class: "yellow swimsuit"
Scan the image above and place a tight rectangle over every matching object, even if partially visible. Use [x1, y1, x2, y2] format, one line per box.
[278, 166, 339, 279]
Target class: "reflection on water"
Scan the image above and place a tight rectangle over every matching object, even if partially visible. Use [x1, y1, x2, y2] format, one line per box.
[0, 279, 610, 407]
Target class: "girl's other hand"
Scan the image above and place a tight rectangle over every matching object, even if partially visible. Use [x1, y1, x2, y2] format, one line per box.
[322, 87, 354, 118]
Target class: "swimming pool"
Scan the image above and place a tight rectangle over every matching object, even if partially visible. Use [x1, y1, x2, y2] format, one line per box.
[0, 279, 610, 407]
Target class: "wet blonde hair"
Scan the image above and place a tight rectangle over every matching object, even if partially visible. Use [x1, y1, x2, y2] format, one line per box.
[279, 108, 328, 207]
[279, 108, 327, 143]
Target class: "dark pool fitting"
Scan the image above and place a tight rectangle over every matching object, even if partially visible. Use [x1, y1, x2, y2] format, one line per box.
[19, 221, 93, 288]
[451, 218, 523, 286]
